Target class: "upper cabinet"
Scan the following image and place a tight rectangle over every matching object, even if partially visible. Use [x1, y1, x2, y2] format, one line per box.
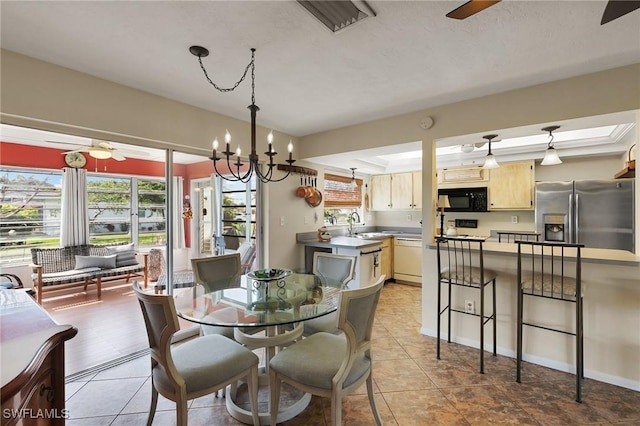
[437, 166, 488, 188]
[487, 160, 535, 210]
[370, 174, 392, 210]
[371, 172, 422, 210]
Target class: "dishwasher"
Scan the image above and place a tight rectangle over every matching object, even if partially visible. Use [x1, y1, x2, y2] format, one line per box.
[393, 238, 422, 285]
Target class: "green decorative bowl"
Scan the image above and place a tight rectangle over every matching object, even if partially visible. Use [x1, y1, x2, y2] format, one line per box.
[247, 268, 292, 281]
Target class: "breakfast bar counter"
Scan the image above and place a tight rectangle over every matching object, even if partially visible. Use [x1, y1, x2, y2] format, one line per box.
[422, 241, 640, 391]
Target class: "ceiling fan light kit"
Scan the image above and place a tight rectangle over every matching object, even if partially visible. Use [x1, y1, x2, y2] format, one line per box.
[88, 148, 111, 160]
[540, 125, 562, 166]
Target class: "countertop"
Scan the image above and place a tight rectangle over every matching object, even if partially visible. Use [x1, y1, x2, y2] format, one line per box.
[427, 239, 640, 266]
[299, 236, 383, 250]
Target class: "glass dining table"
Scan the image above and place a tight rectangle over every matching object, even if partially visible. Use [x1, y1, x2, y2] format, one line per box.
[172, 270, 343, 425]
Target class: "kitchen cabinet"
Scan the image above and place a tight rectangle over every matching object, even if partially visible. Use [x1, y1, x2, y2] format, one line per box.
[370, 174, 392, 210]
[488, 160, 535, 210]
[371, 172, 422, 211]
[378, 237, 393, 281]
[437, 166, 488, 188]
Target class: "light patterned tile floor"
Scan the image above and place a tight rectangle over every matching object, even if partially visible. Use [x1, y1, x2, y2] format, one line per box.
[65, 283, 640, 425]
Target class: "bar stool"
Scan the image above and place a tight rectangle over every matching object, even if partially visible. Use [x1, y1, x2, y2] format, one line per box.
[516, 241, 584, 402]
[436, 236, 497, 373]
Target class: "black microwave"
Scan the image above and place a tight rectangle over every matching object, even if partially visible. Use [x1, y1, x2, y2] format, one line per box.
[438, 187, 488, 212]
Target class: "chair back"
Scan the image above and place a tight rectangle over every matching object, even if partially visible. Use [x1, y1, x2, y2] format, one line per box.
[337, 275, 385, 351]
[436, 236, 493, 286]
[236, 241, 257, 274]
[517, 241, 583, 300]
[132, 281, 180, 381]
[313, 252, 357, 287]
[191, 253, 241, 292]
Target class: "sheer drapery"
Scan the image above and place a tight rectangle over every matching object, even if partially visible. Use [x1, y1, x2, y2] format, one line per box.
[60, 167, 89, 247]
[172, 176, 185, 248]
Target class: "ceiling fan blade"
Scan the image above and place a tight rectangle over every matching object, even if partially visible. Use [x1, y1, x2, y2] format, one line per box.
[446, 0, 501, 20]
[111, 152, 126, 161]
[62, 147, 90, 154]
[601, 0, 640, 24]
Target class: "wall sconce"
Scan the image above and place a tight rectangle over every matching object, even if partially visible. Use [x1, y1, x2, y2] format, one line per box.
[541, 125, 562, 165]
[437, 195, 450, 237]
[482, 134, 500, 169]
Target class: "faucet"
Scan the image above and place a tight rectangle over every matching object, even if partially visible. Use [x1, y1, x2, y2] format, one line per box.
[348, 211, 361, 236]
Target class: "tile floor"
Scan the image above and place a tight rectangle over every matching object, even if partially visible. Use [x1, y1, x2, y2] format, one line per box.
[64, 283, 640, 425]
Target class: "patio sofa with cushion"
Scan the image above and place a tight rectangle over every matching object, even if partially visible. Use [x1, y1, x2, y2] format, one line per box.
[30, 242, 148, 304]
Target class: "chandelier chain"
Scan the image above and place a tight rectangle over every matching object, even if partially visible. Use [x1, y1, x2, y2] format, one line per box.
[197, 52, 255, 94]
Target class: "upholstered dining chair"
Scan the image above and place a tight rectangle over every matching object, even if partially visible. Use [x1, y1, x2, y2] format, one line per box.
[268, 275, 386, 426]
[312, 252, 357, 288]
[190, 253, 242, 339]
[303, 252, 358, 335]
[132, 281, 260, 426]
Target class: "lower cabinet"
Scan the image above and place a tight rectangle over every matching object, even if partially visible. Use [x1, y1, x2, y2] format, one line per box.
[379, 237, 393, 280]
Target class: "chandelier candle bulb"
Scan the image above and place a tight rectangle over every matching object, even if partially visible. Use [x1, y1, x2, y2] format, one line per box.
[212, 137, 219, 160]
[288, 140, 293, 161]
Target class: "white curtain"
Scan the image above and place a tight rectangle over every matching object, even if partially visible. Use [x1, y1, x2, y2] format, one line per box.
[60, 167, 89, 247]
[172, 176, 185, 248]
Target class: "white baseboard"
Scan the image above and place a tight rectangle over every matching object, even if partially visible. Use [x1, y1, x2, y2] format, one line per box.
[420, 327, 640, 392]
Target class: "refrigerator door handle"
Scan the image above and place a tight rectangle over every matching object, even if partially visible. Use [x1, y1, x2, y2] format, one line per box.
[575, 193, 580, 244]
[568, 193, 574, 244]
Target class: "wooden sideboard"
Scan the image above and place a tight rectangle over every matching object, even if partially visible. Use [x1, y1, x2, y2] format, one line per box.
[1, 290, 77, 425]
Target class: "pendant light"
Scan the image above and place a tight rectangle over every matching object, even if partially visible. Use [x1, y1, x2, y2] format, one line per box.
[482, 134, 499, 169]
[349, 167, 358, 188]
[541, 125, 562, 166]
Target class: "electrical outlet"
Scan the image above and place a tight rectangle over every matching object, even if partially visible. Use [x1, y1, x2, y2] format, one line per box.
[280, 216, 285, 226]
[511, 215, 518, 224]
[407, 213, 412, 221]
[465, 300, 475, 314]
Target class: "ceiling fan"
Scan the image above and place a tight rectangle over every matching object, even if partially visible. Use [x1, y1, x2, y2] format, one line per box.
[445, 0, 640, 25]
[460, 142, 485, 153]
[56, 140, 127, 161]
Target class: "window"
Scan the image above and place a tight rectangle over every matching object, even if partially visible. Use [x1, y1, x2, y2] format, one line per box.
[87, 175, 167, 246]
[0, 168, 63, 264]
[323, 173, 363, 226]
[219, 176, 256, 250]
[0, 167, 167, 264]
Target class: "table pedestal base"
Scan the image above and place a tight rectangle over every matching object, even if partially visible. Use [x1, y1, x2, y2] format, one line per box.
[228, 323, 309, 425]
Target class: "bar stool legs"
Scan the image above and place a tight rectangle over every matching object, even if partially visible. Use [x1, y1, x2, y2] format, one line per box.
[437, 269, 497, 374]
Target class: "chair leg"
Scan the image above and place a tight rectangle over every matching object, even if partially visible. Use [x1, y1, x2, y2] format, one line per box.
[576, 295, 583, 403]
[269, 370, 280, 426]
[446, 281, 452, 343]
[437, 278, 442, 359]
[479, 281, 485, 374]
[366, 373, 383, 426]
[492, 278, 497, 356]
[331, 388, 343, 426]
[146, 385, 158, 426]
[176, 396, 188, 426]
[516, 288, 523, 383]
[247, 366, 260, 426]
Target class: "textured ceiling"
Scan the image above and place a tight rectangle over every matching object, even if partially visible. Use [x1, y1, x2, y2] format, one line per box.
[1, 1, 639, 139]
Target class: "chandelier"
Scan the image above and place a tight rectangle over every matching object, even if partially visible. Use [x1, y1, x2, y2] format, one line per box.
[189, 46, 295, 183]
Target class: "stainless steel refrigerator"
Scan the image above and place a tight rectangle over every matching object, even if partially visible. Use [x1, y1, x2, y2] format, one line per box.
[535, 179, 635, 251]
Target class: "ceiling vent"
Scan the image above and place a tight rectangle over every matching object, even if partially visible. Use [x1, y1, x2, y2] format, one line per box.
[297, 1, 375, 32]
